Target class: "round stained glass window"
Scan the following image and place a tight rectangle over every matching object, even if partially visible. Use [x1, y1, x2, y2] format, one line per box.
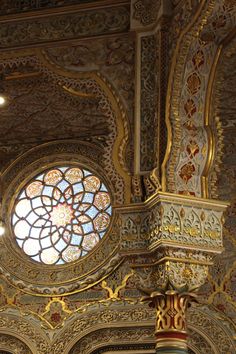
[11, 166, 112, 265]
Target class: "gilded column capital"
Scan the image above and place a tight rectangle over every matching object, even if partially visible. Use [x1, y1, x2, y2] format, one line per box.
[117, 192, 228, 352]
[141, 283, 196, 353]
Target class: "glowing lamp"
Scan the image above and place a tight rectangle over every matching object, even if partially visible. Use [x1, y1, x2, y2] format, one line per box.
[0, 220, 5, 236]
[0, 95, 6, 106]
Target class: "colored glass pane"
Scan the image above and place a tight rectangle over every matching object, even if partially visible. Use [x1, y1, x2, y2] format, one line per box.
[12, 166, 112, 265]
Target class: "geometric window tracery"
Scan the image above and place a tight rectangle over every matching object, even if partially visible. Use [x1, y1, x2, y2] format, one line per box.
[12, 166, 112, 265]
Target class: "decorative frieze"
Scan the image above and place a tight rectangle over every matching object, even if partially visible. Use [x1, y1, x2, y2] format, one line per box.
[119, 192, 227, 255]
[0, 5, 130, 49]
[0, 0, 98, 15]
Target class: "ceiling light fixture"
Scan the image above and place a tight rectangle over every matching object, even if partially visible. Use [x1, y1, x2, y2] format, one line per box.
[0, 96, 6, 106]
[0, 220, 6, 236]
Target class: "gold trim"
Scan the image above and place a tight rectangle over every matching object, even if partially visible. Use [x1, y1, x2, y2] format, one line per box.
[131, 257, 213, 268]
[101, 271, 134, 300]
[201, 45, 222, 198]
[115, 191, 229, 211]
[2, 258, 123, 298]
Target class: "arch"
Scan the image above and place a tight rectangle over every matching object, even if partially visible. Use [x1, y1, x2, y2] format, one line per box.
[0, 50, 132, 204]
[0, 333, 32, 354]
[50, 303, 236, 354]
[0, 311, 50, 354]
[163, 0, 236, 197]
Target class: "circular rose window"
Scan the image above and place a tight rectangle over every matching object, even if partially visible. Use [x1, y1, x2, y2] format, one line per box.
[11, 166, 112, 265]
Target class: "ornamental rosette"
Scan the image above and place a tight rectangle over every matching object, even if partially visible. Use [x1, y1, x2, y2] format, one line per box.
[12, 166, 112, 265]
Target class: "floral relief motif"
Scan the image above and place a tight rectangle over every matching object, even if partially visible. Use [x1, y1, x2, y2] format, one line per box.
[179, 162, 196, 183]
[172, 36, 214, 196]
[184, 99, 197, 118]
[192, 50, 205, 69]
[12, 166, 112, 265]
[186, 73, 201, 95]
[167, 1, 236, 197]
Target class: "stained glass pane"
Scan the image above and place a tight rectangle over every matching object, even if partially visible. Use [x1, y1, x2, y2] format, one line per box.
[12, 166, 112, 265]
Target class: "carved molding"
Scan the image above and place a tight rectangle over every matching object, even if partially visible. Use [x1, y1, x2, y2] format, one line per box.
[0, 0, 100, 15]
[0, 5, 130, 50]
[0, 334, 32, 354]
[0, 311, 50, 354]
[120, 192, 227, 254]
[52, 303, 236, 353]
[0, 301, 234, 353]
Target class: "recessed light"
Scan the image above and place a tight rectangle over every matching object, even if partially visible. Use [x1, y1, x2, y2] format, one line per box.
[0, 95, 6, 105]
[0, 220, 5, 236]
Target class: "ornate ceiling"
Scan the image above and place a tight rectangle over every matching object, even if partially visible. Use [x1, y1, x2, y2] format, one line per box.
[0, 0, 234, 353]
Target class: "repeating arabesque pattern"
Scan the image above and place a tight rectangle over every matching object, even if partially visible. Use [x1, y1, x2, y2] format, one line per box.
[0, 334, 32, 354]
[0, 2, 233, 353]
[0, 303, 233, 353]
[0, 6, 130, 49]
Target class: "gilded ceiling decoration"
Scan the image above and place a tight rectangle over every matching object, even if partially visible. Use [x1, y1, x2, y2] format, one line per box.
[0, 1, 233, 353]
[42, 33, 135, 173]
[0, 76, 108, 144]
[0, 36, 131, 295]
